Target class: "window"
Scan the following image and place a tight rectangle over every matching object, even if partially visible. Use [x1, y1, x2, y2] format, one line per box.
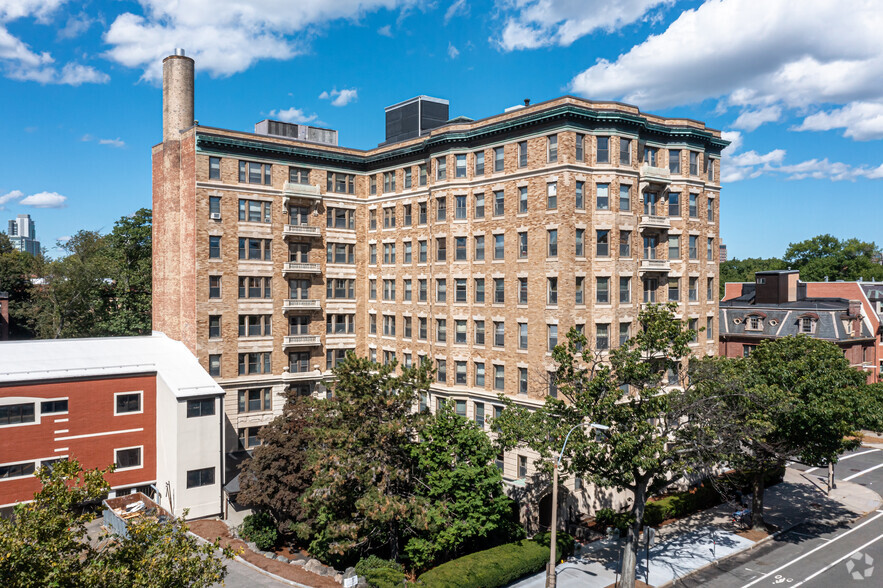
[403, 205, 412, 227]
[474, 235, 485, 260]
[576, 134, 585, 161]
[383, 171, 396, 192]
[548, 324, 558, 351]
[668, 192, 680, 217]
[668, 278, 680, 301]
[384, 243, 396, 264]
[495, 365, 505, 391]
[707, 158, 715, 181]
[517, 141, 528, 167]
[0, 403, 35, 425]
[419, 279, 428, 302]
[239, 160, 271, 185]
[619, 138, 631, 165]
[548, 229, 558, 257]
[669, 235, 680, 259]
[209, 157, 221, 180]
[370, 244, 378, 265]
[209, 355, 221, 377]
[370, 175, 377, 195]
[547, 277, 558, 305]
[597, 230, 609, 257]
[437, 196, 447, 221]
[289, 167, 310, 184]
[456, 362, 467, 385]
[455, 195, 467, 219]
[518, 368, 528, 395]
[575, 277, 585, 304]
[239, 426, 263, 450]
[518, 455, 527, 478]
[239, 238, 272, 261]
[209, 315, 221, 338]
[518, 231, 528, 258]
[209, 196, 221, 217]
[326, 243, 355, 264]
[570, 228, 583, 257]
[475, 151, 485, 175]
[708, 237, 715, 261]
[743, 344, 757, 358]
[548, 135, 558, 162]
[547, 182, 557, 209]
[801, 317, 815, 333]
[689, 277, 698, 301]
[519, 186, 528, 213]
[383, 314, 396, 336]
[707, 198, 714, 222]
[41, 399, 68, 414]
[690, 151, 699, 175]
[620, 277, 631, 303]
[437, 156, 447, 180]
[404, 168, 412, 189]
[519, 322, 528, 349]
[289, 351, 311, 373]
[238, 352, 272, 375]
[115, 392, 142, 415]
[689, 194, 698, 217]
[455, 279, 467, 302]
[619, 322, 630, 347]
[436, 279, 446, 302]
[115, 447, 142, 470]
[475, 278, 485, 303]
[689, 235, 698, 259]
[643, 146, 657, 166]
[620, 230, 631, 257]
[619, 184, 630, 211]
[575, 181, 585, 210]
[238, 199, 271, 223]
[419, 317, 428, 339]
[596, 323, 609, 350]
[597, 136, 609, 163]
[475, 320, 485, 345]
[475, 192, 485, 218]
[548, 372, 558, 398]
[327, 314, 355, 334]
[369, 280, 377, 300]
[418, 240, 428, 263]
[326, 207, 355, 229]
[326, 172, 355, 194]
[669, 150, 681, 174]
[289, 278, 312, 300]
[494, 321, 505, 346]
[494, 278, 505, 303]
[186, 398, 215, 418]
[707, 277, 714, 300]
[383, 207, 396, 229]
[596, 183, 609, 210]
[326, 279, 355, 299]
[403, 316, 412, 337]
[238, 388, 272, 413]
[419, 164, 428, 186]
[455, 320, 467, 343]
[0, 462, 35, 479]
[688, 319, 698, 342]
[475, 362, 485, 387]
[208, 236, 221, 259]
[436, 319, 447, 342]
[437, 359, 447, 383]
[707, 316, 714, 339]
[455, 237, 467, 261]
[186, 467, 215, 488]
[494, 190, 505, 216]
[644, 191, 658, 215]
[494, 146, 504, 172]
[494, 234, 505, 259]
[382, 279, 396, 301]
[519, 277, 528, 304]
[474, 402, 485, 428]
[418, 202, 428, 224]
[209, 275, 221, 299]
[597, 277, 609, 303]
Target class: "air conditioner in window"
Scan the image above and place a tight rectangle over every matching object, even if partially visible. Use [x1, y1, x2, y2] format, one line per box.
[210, 212, 222, 220]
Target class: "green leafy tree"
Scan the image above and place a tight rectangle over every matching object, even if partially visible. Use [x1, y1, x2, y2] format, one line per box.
[406, 403, 521, 570]
[97, 208, 152, 336]
[238, 392, 314, 534]
[299, 355, 434, 565]
[0, 459, 232, 587]
[495, 303, 700, 588]
[784, 234, 883, 282]
[0, 231, 40, 338]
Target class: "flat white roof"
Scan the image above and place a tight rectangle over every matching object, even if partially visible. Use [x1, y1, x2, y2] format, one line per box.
[0, 332, 223, 399]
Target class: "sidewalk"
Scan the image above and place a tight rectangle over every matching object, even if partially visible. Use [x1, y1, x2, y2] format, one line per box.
[509, 467, 882, 588]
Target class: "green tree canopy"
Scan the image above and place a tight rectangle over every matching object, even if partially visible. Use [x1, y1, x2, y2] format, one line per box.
[0, 231, 40, 338]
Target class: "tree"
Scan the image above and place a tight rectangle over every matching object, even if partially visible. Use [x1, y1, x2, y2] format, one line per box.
[0, 232, 40, 338]
[784, 234, 883, 282]
[298, 355, 434, 565]
[238, 391, 314, 534]
[0, 459, 232, 587]
[495, 303, 700, 588]
[97, 208, 152, 336]
[405, 403, 521, 570]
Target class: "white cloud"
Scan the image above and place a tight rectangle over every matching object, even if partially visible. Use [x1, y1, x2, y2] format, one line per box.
[732, 105, 782, 132]
[794, 101, 883, 141]
[57, 235, 71, 242]
[0, 189, 24, 209]
[447, 42, 459, 59]
[57, 11, 94, 40]
[377, 24, 393, 37]
[495, 0, 672, 51]
[319, 88, 358, 107]
[568, 0, 883, 143]
[98, 137, 125, 148]
[0, 0, 67, 22]
[720, 130, 742, 154]
[19, 191, 66, 208]
[444, 0, 468, 24]
[269, 107, 318, 124]
[104, 0, 419, 81]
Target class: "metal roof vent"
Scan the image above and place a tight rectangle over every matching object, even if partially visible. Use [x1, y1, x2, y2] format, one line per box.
[173, 48, 186, 56]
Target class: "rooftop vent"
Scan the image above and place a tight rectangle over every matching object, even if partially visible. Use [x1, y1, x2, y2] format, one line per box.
[384, 95, 449, 144]
[173, 48, 185, 56]
[254, 120, 338, 146]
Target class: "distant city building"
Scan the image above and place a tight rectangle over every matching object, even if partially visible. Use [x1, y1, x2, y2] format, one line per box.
[7, 214, 40, 256]
[0, 333, 225, 519]
[719, 244, 727, 263]
[720, 270, 879, 382]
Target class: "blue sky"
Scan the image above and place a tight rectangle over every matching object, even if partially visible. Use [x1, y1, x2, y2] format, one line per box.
[1, 0, 881, 259]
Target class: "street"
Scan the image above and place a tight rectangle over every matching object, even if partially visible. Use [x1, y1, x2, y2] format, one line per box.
[684, 447, 883, 587]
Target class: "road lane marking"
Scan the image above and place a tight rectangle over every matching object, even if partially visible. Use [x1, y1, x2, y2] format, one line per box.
[805, 449, 880, 473]
[740, 511, 883, 587]
[791, 531, 883, 586]
[843, 462, 883, 481]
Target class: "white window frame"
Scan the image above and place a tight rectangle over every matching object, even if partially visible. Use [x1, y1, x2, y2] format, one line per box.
[114, 445, 144, 472]
[114, 391, 144, 416]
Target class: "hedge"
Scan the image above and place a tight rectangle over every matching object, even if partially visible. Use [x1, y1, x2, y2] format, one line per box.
[532, 531, 575, 561]
[356, 556, 406, 588]
[417, 539, 549, 588]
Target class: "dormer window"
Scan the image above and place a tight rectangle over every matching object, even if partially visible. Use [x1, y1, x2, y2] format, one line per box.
[800, 317, 815, 333]
[747, 316, 763, 331]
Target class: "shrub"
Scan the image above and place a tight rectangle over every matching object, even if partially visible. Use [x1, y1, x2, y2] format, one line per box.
[417, 539, 549, 588]
[355, 555, 404, 576]
[240, 512, 278, 551]
[364, 567, 407, 588]
[532, 531, 575, 560]
[593, 508, 635, 534]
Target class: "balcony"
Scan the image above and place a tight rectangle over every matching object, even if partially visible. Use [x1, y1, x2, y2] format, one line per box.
[283, 334, 322, 348]
[639, 259, 671, 273]
[283, 262, 321, 274]
[283, 182, 322, 202]
[283, 224, 321, 238]
[640, 165, 671, 186]
[283, 298, 321, 311]
[639, 215, 671, 231]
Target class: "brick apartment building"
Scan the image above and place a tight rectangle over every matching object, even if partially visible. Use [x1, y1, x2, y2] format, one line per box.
[721, 270, 879, 382]
[152, 50, 726, 519]
[0, 333, 225, 519]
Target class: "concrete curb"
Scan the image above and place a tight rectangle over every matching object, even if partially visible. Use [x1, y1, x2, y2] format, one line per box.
[187, 530, 314, 588]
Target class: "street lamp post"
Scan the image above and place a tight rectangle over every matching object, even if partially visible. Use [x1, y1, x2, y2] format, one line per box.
[546, 422, 609, 588]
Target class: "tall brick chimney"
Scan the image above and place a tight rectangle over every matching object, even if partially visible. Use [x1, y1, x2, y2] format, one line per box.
[162, 48, 194, 142]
